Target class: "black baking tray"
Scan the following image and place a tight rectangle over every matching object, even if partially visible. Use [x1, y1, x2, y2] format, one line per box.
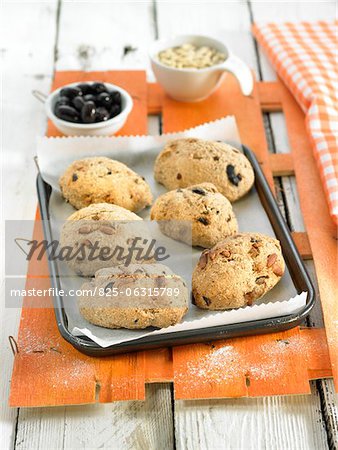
[36, 146, 315, 356]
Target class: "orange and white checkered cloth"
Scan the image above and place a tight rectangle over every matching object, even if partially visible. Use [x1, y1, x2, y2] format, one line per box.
[253, 21, 338, 225]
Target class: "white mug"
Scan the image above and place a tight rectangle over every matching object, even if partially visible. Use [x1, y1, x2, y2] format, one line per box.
[149, 34, 253, 102]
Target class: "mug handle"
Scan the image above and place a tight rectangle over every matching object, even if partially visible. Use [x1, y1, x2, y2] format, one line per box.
[221, 54, 254, 96]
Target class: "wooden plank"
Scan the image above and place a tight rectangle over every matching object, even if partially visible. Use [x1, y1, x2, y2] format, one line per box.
[174, 393, 329, 450]
[292, 232, 313, 260]
[15, 384, 173, 450]
[173, 329, 318, 400]
[258, 81, 282, 112]
[147, 83, 163, 115]
[302, 328, 332, 381]
[144, 349, 173, 383]
[55, 0, 156, 74]
[172, 327, 331, 400]
[318, 380, 338, 449]
[1, 2, 58, 449]
[270, 153, 294, 176]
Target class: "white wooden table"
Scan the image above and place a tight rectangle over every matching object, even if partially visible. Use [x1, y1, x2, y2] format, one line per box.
[1, 1, 337, 449]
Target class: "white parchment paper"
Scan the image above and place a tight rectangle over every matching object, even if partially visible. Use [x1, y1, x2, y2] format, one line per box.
[37, 117, 306, 348]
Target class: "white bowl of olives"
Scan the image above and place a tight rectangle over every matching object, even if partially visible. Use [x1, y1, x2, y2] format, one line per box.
[45, 81, 133, 136]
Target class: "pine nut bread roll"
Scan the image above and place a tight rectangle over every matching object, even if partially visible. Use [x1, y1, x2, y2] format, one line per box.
[192, 233, 285, 310]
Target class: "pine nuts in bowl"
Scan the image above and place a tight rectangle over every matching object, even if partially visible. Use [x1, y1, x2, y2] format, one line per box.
[158, 43, 226, 69]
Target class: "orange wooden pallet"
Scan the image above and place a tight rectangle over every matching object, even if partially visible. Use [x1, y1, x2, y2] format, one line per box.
[9, 71, 337, 407]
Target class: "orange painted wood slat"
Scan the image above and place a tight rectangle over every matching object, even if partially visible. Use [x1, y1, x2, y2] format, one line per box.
[301, 328, 332, 380]
[148, 81, 285, 119]
[147, 82, 163, 115]
[279, 80, 338, 390]
[270, 153, 294, 176]
[291, 232, 313, 260]
[257, 81, 283, 112]
[173, 328, 331, 400]
[144, 349, 173, 383]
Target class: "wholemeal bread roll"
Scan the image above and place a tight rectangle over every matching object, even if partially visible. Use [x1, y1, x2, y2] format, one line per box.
[154, 138, 254, 202]
[78, 264, 189, 329]
[60, 156, 152, 212]
[150, 183, 238, 248]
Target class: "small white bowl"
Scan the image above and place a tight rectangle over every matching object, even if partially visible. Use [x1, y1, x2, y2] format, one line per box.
[45, 82, 133, 136]
[149, 34, 253, 102]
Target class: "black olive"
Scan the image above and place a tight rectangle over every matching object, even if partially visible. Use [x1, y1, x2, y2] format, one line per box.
[111, 91, 122, 105]
[76, 83, 93, 95]
[83, 94, 96, 103]
[203, 296, 212, 306]
[226, 164, 242, 186]
[97, 92, 113, 108]
[91, 82, 106, 94]
[59, 86, 82, 99]
[96, 107, 110, 122]
[56, 95, 70, 107]
[110, 103, 122, 118]
[192, 187, 206, 195]
[55, 105, 80, 122]
[197, 217, 210, 225]
[54, 99, 70, 114]
[191, 292, 196, 305]
[81, 101, 96, 123]
[72, 95, 85, 111]
[104, 281, 114, 293]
